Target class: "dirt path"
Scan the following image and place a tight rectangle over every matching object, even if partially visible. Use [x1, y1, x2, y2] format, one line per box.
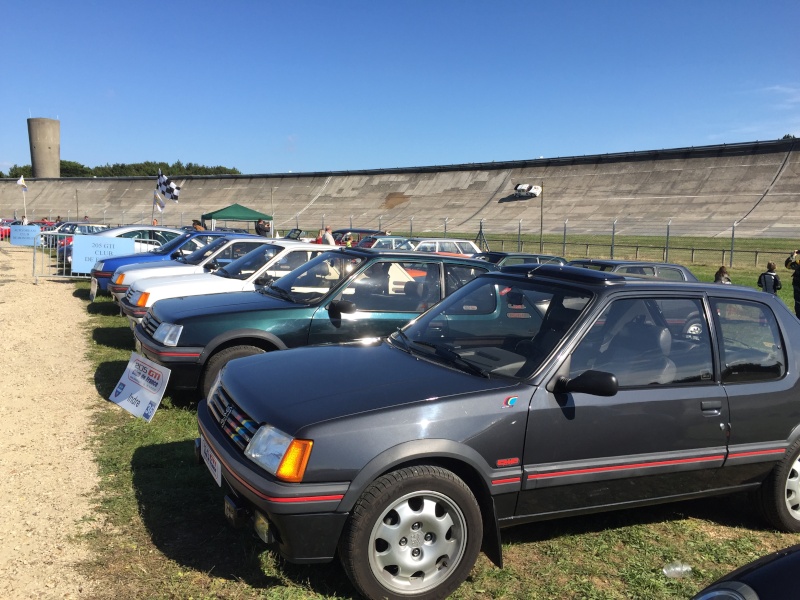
[0, 245, 99, 599]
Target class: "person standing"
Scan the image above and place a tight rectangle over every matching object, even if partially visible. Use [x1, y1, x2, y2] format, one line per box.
[714, 266, 732, 284]
[785, 251, 800, 317]
[255, 219, 269, 237]
[757, 262, 781, 295]
[322, 226, 335, 245]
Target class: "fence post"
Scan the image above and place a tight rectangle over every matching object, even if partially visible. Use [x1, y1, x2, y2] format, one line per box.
[517, 220, 522, 252]
[665, 219, 671, 262]
[379, 215, 382, 231]
[730, 221, 736, 267]
[563, 219, 568, 257]
[322, 214, 326, 230]
[410, 216, 414, 236]
[611, 219, 617, 259]
[350, 215, 353, 228]
[444, 217, 449, 237]
[755, 250, 759, 266]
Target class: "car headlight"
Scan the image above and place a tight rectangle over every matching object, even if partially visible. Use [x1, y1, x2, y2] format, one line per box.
[135, 292, 150, 308]
[93, 261, 104, 271]
[153, 322, 183, 346]
[245, 425, 313, 483]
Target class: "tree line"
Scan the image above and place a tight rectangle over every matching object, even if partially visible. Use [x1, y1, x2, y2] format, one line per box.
[1, 160, 241, 179]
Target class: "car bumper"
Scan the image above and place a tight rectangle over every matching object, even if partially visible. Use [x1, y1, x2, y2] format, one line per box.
[197, 400, 349, 563]
[120, 298, 148, 321]
[89, 272, 113, 292]
[133, 326, 204, 389]
[108, 283, 130, 299]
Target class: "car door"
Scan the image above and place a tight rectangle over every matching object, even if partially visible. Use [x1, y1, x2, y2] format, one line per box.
[517, 294, 730, 517]
[307, 259, 444, 345]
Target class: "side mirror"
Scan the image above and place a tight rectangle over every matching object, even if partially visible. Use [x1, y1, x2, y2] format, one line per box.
[553, 370, 618, 397]
[254, 274, 275, 286]
[204, 259, 220, 272]
[170, 251, 181, 259]
[329, 299, 357, 315]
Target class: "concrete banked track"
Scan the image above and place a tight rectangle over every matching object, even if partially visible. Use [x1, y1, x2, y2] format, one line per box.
[2, 138, 798, 238]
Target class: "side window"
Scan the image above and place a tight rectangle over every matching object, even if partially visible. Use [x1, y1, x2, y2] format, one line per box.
[616, 266, 655, 277]
[214, 246, 235, 264]
[502, 257, 527, 267]
[712, 299, 786, 383]
[344, 261, 439, 312]
[444, 264, 490, 296]
[658, 267, 685, 281]
[416, 242, 436, 253]
[120, 230, 144, 239]
[454, 242, 476, 254]
[571, 298, 712, 387]
[438, 241, 460, 254]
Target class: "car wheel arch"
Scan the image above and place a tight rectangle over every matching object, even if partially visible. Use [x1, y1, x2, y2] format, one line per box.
[337, 438, 504, 568]
[199, 329, 287, 365]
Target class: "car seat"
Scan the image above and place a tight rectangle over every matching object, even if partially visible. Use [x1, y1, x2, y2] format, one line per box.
[595, 321, 676, 386]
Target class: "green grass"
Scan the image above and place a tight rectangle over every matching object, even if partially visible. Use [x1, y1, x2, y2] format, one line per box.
[76, 243, 800, 599]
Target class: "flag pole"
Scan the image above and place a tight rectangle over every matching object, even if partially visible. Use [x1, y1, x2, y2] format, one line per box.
[22, 187, 27, 221]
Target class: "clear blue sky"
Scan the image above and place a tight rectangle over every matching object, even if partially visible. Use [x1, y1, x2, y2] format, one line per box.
[1, 0, 798, 176]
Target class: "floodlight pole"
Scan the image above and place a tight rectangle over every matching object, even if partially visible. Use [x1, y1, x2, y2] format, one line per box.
[539, 181, 544, 252]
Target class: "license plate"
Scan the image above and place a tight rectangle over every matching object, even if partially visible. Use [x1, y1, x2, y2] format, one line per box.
[200, 435, 222, 486]
[129, 318, 136, 331]
[254, 510, 271, 544]
[89, 277, 98, 302]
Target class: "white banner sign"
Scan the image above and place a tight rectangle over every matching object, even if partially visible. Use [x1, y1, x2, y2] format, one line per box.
[72, 236, 135, 275]
[110, 353, 171, 422]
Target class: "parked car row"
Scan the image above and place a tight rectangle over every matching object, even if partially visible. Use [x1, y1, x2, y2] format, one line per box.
[76, 225, 800, 599]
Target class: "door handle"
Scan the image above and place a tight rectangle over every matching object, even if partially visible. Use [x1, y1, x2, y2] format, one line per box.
[701, 400, 722, 415]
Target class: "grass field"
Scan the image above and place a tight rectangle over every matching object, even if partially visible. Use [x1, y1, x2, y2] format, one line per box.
[78, 242, 800, 599]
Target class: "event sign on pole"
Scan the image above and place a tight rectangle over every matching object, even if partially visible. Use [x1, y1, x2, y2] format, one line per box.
[110, 353, 171, 422]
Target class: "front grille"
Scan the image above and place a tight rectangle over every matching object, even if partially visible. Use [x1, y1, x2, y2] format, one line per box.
[207, 384, 260, 452]
[124, 288, 135, 302]
[141, 312, 161, 337]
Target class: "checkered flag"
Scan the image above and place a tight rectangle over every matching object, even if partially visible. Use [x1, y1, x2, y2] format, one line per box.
[156, 169, 180, 202]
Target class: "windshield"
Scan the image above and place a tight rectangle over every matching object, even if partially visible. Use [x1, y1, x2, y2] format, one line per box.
[391, 277, 592, 380]
[155, 232, 194, 254]
[182, 237, 229, 265]
[266, 251, 365, 304]
[215, 244, 282, 280]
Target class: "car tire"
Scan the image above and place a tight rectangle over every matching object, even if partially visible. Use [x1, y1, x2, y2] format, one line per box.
[200, 345, 266, 398]
[754, 438, 800, 532]
[338, 465, 482, 600]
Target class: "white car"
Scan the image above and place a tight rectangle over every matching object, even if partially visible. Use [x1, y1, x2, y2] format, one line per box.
[119, 240, 336, 324]
[408, 237, 481, 256]
[108, 235, 270, 301]
[60, 224, 183, 264]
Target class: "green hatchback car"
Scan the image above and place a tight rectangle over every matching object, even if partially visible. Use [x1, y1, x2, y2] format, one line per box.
[134, 247, 495, 397]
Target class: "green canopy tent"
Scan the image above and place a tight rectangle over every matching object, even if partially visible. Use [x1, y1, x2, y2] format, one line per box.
[200, 203, 274, 236]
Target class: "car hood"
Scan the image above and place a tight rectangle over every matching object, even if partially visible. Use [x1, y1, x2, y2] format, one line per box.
[151, 289, 293, 321]
[221, 342, 519, 434]
[133, 271, 243, 293]
[119, 259, 184, 274]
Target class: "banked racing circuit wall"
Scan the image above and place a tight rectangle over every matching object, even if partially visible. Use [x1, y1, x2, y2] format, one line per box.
[1, 138, 798, 238]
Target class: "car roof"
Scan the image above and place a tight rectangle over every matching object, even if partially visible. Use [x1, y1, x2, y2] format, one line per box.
[99, 225, 184, 235]
[325, 246, 493, 264]
[569, 258, 688, 268]
[332, 228, 385, 234]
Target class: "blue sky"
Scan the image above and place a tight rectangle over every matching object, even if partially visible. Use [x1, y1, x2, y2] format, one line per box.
[1, 0, 798, 176]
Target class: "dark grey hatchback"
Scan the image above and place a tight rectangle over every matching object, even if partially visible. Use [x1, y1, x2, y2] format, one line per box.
[197, 264, 800, 600]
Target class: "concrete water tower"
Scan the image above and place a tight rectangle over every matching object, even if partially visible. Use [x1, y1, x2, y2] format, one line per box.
[27, 118, 60, 178]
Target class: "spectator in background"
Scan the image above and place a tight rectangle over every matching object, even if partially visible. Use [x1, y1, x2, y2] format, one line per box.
[322, 226, 335, 245]
[315, 229, 324, 244]
[255, 219, 269, 237]
[714, 266, 732, 284]
[784, 250, 800, 317]
[83, 215, 89, 221]
[152, 218, 158, 226]
[192, 219, 205, 231]
[757, 261, 781, 295]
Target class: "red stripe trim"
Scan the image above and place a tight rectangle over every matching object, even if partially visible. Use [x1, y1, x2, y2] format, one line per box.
[491, 477, 521, 486]
[528, 454, 725, 480]
[138, 340, 200, 358]
[728, 448, 784, 458]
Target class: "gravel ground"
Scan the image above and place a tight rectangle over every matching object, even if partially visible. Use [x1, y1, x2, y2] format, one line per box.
[0, 244, 99, 599]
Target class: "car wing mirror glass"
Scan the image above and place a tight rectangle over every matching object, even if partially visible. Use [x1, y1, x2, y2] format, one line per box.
[330, 299, 357, 315]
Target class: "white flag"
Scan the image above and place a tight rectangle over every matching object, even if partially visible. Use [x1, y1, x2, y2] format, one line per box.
[153, 191, 166, 212]
[16, 176, 27, 191]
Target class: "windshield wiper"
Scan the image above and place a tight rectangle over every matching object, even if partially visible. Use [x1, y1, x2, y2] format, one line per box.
[265, 282, 294, 303]
[414, 341, 489, 378]
[391, 328, 412, 353]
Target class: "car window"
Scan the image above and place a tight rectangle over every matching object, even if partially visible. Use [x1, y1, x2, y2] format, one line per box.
[444, 264, 491, 296]
[438, 241, 460, 254]
[571, 297, 713, 387]
[341, 261, 439, 312]
[416, 242, 436, 253]
[616, 266, 656, 276]
[223, 245, 282, 280]
[657, 267, 685, 281]
[711, 299, 786, 383]
[455, 241, 477, 254]
[502, 257, 527, 266]
[277, 252, 366, 303]
[154, 230, 181, 245]
[119, 230, 146, 240]
[403, 279, 591, 378]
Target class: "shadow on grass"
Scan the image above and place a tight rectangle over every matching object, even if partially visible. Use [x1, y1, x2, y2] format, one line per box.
[86, 301, 124, 317]
[94, 360, 129, 398]
[93, 326, 135, 351]
[131, 441, 358, 597]
[499, 491, 766, 547]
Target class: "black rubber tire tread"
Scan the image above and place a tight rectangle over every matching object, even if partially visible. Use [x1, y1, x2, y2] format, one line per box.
[338, 465, 482, 600]
[200, 345, 266, 398]
[753, 437, 800, 532]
